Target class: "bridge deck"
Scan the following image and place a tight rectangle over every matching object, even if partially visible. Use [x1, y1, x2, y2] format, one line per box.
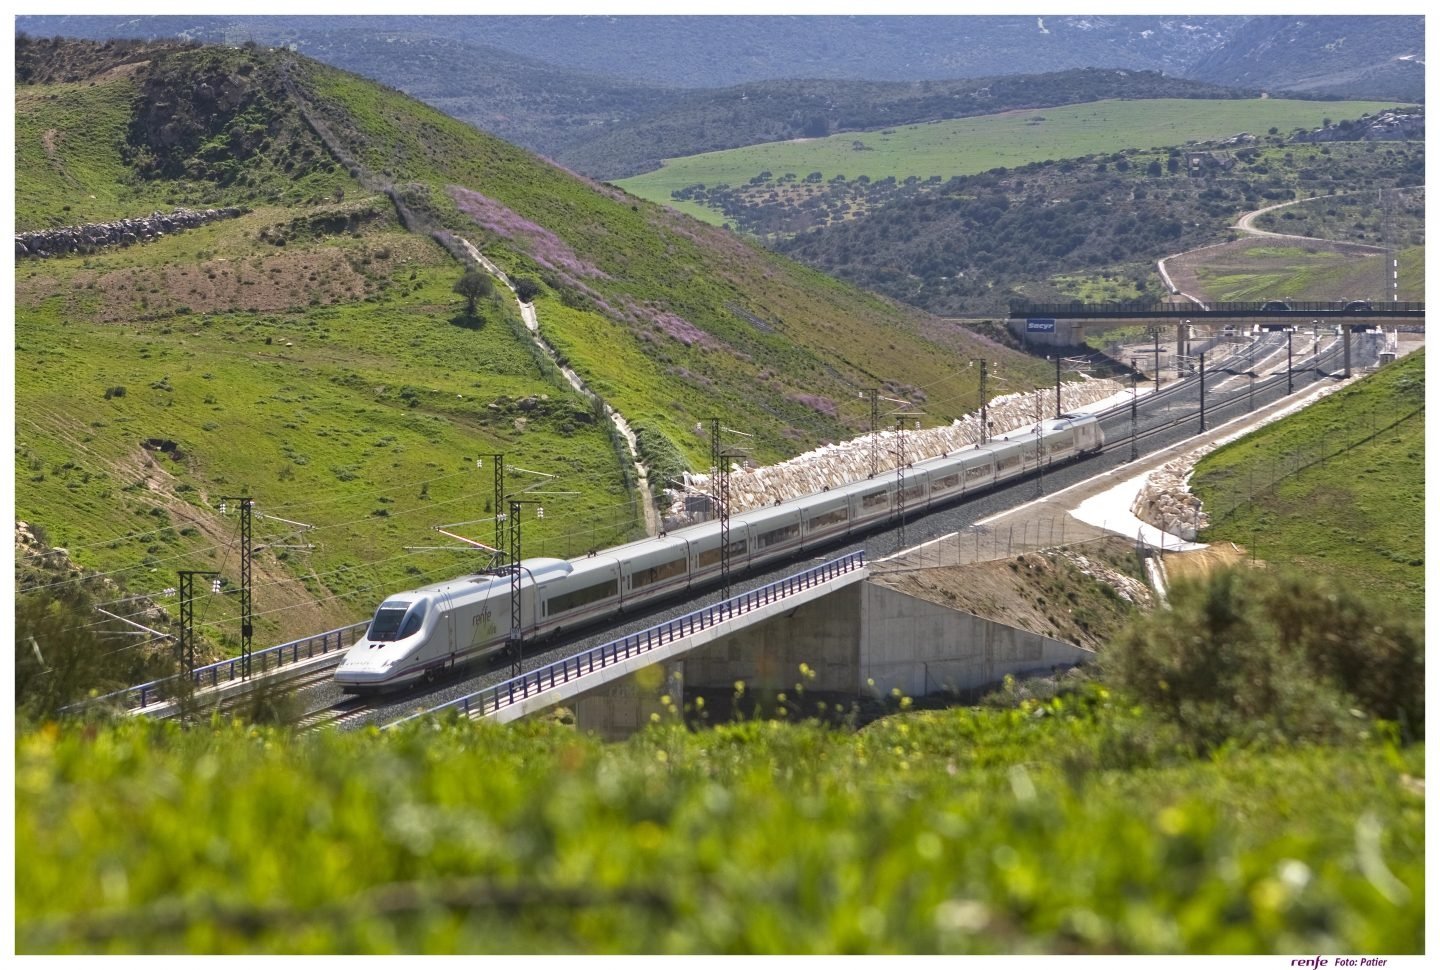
[389, 552, 868, 727]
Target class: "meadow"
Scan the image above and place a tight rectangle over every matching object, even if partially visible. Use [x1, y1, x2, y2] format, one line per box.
[617, 98, 1413, 224]
[13, 200, 641, 649]
[1192, 243, 1425, 303]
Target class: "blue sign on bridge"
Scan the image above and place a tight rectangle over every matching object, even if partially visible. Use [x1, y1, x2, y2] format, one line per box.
[1026, 318, 1057, 333]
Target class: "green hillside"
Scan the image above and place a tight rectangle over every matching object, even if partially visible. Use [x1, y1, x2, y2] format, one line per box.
[1191, 350, 1425, 618]
[618, 98, 1413, 225]
[14, 41, 1050, 652]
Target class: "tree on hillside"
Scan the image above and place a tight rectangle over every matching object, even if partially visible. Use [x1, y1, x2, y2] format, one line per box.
[513, 277, 541, 303]
[454, 269, 493, 316]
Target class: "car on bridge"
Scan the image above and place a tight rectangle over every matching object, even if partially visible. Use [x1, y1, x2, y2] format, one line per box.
[1262, 301, 1292, 311]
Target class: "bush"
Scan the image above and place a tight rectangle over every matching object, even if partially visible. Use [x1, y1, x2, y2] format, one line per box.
[1102, 566, 1423, 751]
[513, 277, 541, 303]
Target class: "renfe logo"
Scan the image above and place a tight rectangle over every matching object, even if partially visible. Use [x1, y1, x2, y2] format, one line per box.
[1292, 959, 1327, 967]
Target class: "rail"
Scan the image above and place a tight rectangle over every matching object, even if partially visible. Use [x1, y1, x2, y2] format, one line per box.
[388, 551, 867, 727]
[71, 621, 370, 713]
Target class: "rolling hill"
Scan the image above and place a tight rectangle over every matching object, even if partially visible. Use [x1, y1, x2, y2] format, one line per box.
[13, 39, 1051, 653]
[16, 15, 1424, 183]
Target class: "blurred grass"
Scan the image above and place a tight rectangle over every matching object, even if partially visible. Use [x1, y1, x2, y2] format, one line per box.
[15, 692, 1423, 954]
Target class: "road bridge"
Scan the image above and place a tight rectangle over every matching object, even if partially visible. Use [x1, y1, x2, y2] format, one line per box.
[1010, 300, 1423, 378]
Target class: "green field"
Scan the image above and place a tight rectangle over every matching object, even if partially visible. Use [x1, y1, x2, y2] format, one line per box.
[618, 98, 1412, 224]
[1194, 243, 1425, 303]
[13, 203, 641, 648]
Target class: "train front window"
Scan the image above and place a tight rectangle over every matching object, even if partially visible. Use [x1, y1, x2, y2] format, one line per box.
[397, 604, 426, 639]
[368, 604, 410, 642]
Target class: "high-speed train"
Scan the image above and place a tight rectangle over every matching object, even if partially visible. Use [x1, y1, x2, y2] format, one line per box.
[334, 413, 1104, 692]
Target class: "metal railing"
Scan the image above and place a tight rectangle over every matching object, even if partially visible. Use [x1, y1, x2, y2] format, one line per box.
[1010, 300, 1425, 318]
[389, 551, 867, 728]
[73, 621, 370, 713]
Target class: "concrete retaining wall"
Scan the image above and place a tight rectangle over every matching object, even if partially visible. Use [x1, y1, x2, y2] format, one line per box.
[572, 661, 684, 741]
[859, 582, 1093, 699]
[681, 585, 862, 693]
[567, 577, 1092, 737]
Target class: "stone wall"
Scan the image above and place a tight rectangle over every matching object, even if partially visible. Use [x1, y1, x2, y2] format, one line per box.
[15, 206, 246, 259]
[664, 378, 1125, 528]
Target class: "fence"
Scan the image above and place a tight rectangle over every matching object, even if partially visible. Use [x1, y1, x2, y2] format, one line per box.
[1198, 404, 1423, 534]
[870, 516, 1138, 572]
[388, 551, 867, 727]
[74, 621, 370, 713]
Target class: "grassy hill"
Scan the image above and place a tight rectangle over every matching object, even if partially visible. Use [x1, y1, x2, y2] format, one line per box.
[1191, 350, 1425, 618]
[14, 40, 1051, 653]
[617, 97, 1413, 225]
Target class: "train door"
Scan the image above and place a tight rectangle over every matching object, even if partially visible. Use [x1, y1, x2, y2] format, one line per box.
[445, 593, 456, 658]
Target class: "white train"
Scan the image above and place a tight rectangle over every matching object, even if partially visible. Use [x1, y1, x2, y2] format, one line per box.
[335, 413, 1104, 692]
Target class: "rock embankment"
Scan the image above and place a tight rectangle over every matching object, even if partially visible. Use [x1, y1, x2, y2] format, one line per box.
[665, 379, 1125, 529]
[15, 206, 246, 259]
[1130, 458, 1208, 541]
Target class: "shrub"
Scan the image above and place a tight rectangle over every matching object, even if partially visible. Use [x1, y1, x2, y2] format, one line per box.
[513, 277, 541, 303]
[1102, 566, 1423, 750]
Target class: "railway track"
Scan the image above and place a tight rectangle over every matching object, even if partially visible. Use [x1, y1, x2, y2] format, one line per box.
[296, 698, 376, 731]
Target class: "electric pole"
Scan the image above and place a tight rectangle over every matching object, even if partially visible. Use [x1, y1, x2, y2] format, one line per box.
[892, 410, 923, 547]
[861, 389, 879, 477]
[1130, 358, 1139, 462]
[708, 419, 751, 596]
[1287, 328, 1294, 394]
[177, 569, 219, 682]
[970, 358, 989, 443]
[220, 496, 254, 679]
[1198, 352, 1207, 433]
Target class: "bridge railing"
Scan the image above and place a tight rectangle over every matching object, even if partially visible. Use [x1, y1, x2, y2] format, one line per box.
[389, 551, 867, 728]
[69, 621, 370, 713]
[1010, 300, 1425, 317]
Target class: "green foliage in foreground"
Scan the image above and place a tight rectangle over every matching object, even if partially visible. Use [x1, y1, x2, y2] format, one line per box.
[1104, 567, 1424, 751]
[16, 695, 1423, 954]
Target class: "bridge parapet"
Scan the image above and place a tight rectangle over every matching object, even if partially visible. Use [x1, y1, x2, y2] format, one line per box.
[1010, 301, 1424, 319]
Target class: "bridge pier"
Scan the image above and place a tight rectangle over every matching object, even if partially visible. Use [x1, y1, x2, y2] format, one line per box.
[568, 578, 1092, 739]
[572, 660, 684, 741]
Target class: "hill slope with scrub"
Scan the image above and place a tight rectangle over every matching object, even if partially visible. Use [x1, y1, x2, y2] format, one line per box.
[14, 39, 1047, 658]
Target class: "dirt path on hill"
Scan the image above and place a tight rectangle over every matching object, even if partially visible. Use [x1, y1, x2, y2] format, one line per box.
[453, 236, 661, 537]
[1159, 194, 1389, 307]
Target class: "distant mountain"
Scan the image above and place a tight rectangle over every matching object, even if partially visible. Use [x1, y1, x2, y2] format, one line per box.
[15, 14, 1249, 87]
[18, 15, 1422, 179]
[1188, 15, 1424, 102]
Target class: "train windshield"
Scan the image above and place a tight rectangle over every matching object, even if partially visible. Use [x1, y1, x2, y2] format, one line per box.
[368, 600, 425, 642]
